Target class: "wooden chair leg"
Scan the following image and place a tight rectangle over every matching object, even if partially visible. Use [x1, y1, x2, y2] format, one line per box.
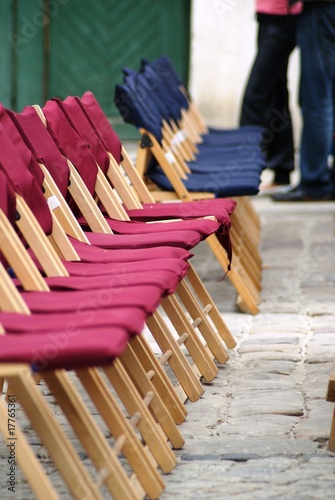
[42, 370, 144, 499]
[5, 368, 101, 499]
[0, 395, 58, 500]
[206, 233, 259, 314]
[146, 312, 204, 401]
[103, 358, 177, 473]
[185, 263, 237, 349]
[232, 205, 260, 252]
[329, 406, 335, 452]
[130, 334, 187, 424]
[119, 343, 185, 449]
[327, 364, 335, 452]
[176, 280, 229, 364]
[75, 366, 165, 499]
[161, 295, 218, 381]
[231, 252, 261, 305]
[230, 227, 262, 292]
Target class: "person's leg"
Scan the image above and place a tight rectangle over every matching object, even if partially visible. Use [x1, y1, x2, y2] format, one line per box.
[240, 15, 295, 127]
[266, 58, 295, 178]
[240, 14, 298, 182]
[298, 4, 335, 198]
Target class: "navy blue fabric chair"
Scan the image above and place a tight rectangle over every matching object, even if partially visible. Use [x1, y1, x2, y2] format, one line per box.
[114, 56, 264, 197]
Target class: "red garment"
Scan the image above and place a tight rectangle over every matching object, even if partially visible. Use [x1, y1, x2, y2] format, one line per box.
[256, 0, 302, 14]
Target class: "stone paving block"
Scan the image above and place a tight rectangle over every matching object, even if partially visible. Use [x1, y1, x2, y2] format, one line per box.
[305, 347, 335, 364]
[309, 315, 335, 329]
[259, 301, 302, 315]
[275, 467, 335, 492]
[238, 343, 302, 354]
[305, 305, 335, 316]
[238, 335, 302, 354]
[218, 456, 297, 481]
[193, 435, 319, 459]
[239, 351, 302, 363]
[229, 388, 304, 417]
[162, 461, 270, 499]
[232, 372, 298, 391]
[295, 407, 333, 441]
[221, 414, 299, 436]
[239, 359, 297, 375]
[177, 438, 320, 467]
[302, 362, 333, 399]
[220, 312, 253, 340]
[253, 314, 309, 332]
[241, 332, 303, 342]
[309, 333, 335, 345]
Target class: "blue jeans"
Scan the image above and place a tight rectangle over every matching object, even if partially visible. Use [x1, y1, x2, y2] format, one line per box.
[298, 3, 335, 197]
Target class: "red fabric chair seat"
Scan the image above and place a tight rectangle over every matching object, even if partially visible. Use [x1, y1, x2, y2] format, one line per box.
[21, 284, 165, 316]
[84, 216, 221, 239]
[0, 307, 147, 337]
[84, 229, 202, 251]
[0, 327, 129, 371]
[41, 268, 183, 296]
[61, 257, 189, 279]
[68, 237, 193, 263]
[127, 199, 236, 222]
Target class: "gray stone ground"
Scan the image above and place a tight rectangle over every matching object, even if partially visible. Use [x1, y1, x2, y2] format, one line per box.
[1, 194, 335, 499]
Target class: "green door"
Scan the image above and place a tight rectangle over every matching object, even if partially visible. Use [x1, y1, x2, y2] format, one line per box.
[0, 0, 191, 138]
[49, 0, 191, 137]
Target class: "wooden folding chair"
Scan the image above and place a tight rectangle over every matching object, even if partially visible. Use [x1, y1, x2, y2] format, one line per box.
[326, 357, 335, 452]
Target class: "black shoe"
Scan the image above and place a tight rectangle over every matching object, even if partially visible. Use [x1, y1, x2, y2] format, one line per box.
[271, 186, 334, 202]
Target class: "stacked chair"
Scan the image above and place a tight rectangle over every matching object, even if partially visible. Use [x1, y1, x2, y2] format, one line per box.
[114, 55, 265, 314]
[0, 91, 245, 496]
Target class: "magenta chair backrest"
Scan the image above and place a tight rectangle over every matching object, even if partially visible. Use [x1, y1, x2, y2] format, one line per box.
[80, 91, 122, 164]
[0, 167, 16, 225]
[42, 100, 98, 196]
[57, 96, 111, 175]
[0, 121, 53, 235]
[11, 106, 71, 200]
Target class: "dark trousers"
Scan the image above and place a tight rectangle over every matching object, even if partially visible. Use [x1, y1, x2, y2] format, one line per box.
[240, 14, 299, 175]
[298, 4, 335, 197]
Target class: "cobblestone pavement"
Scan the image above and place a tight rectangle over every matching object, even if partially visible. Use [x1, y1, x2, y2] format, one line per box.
[162, 196, 335, 499]
[1, 195, 335, 499]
